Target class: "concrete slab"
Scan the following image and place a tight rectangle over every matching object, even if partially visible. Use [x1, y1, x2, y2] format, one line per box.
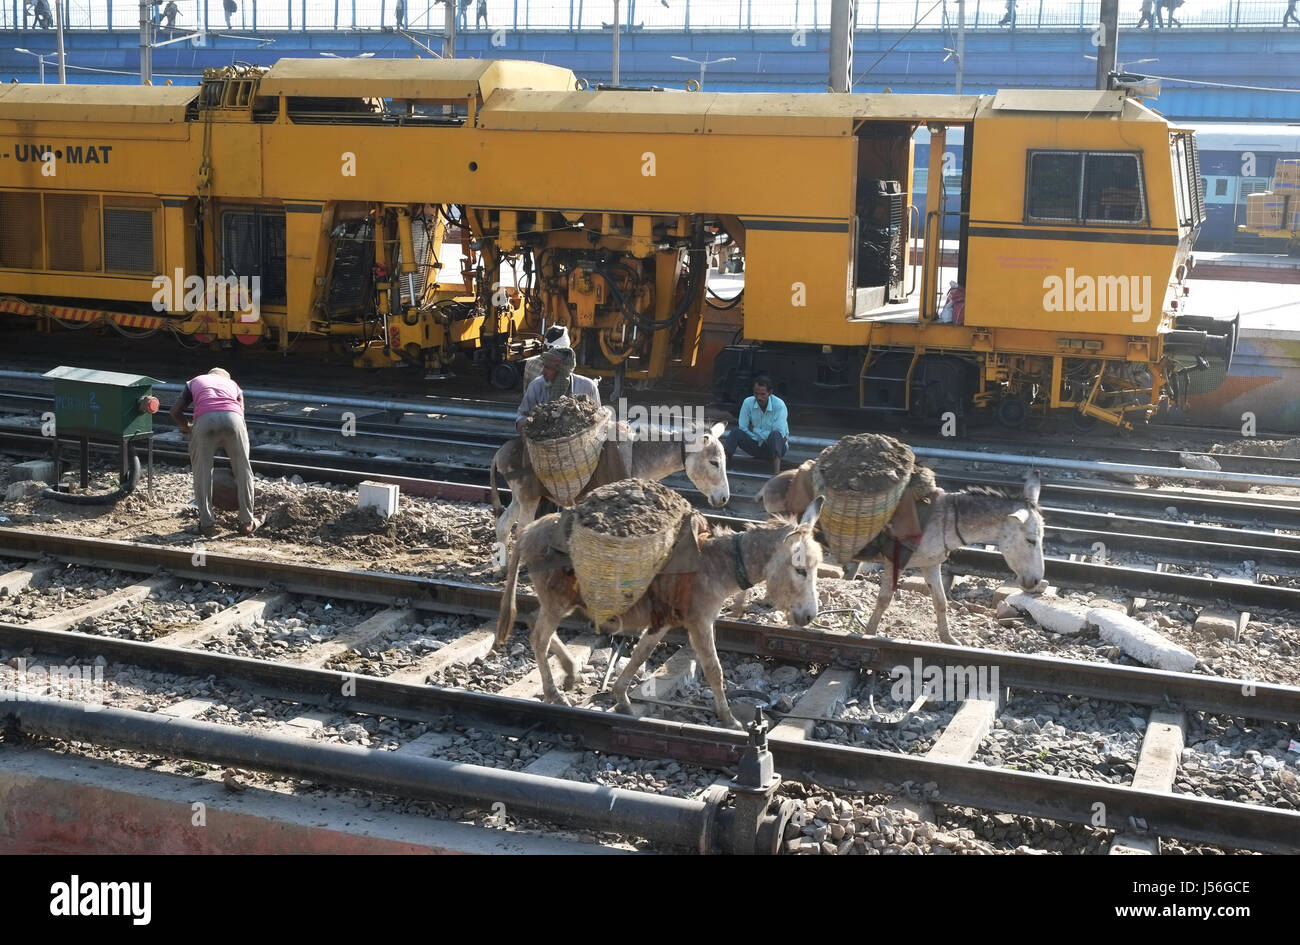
[292, 607, 417, 668]
[0, 746, 626, 854]
[498, 636, 598, 700]
[160, 591, 291, 648]
[1088, 609, 1197, 673]
[158, 697, 220, 720]
[0, 562, 59, 598]
[27, 575, 179, 631]
[1194, 609, 1241, 642]
[632, 647, 697, 702]
[889, 699, 997, 822]
[1006, 592, 1091, 635]
[9, 460, 54, 482]
[522, 750, 585, 779]
[1109, 709, 1186, 856]
[388, 626, 495, 683]
[770, 668, 857, 742]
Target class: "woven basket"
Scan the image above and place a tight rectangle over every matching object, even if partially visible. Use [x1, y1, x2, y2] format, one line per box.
[812, 460, 914, 564]
[525, 407, 609, 506]
[570, 522, 682, 624]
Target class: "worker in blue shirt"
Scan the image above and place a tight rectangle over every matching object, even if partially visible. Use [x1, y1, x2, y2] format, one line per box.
[722, 374, 789, 473]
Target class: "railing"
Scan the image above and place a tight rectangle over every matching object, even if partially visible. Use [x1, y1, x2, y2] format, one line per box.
[1, 0, 1293, 33]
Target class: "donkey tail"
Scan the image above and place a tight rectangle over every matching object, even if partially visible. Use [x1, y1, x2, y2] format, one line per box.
[495, 539, 523, 648]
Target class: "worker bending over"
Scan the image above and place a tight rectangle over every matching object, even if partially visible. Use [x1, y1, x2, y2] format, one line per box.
[170, 367, 258, 536]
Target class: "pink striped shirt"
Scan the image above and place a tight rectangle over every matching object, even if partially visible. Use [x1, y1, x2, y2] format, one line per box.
[188, 374, 243, 419]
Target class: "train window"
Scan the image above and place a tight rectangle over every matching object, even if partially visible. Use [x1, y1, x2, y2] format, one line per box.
[1026, 150, 1147, 226]
[1026, 152, 1083, 222]
[1082, 154, 1146, 224]
[1215, 179, 1228, 197]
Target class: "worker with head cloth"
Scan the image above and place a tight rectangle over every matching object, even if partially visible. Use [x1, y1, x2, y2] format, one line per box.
[170, 368, 258, 536]
[514, 346, 600, 434]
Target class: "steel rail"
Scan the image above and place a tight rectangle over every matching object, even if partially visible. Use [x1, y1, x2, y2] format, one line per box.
[2, 529, 1297, 723]
[2, 622, 1296, 854]
[4, 428, 1299, 560]
[5, 369, 1298, 484]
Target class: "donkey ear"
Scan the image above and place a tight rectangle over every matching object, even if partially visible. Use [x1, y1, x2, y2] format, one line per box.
[709, 421, 727, 440]
[1024, 468, 1042, 506]
[1008, 508, 1030, 526]
[800, 495, 825, 527]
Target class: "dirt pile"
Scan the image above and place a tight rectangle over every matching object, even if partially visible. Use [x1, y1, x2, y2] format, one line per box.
[1211, 437, 1300, 459]
[523, 395, 601, 440]
[573, 479, 690, 538]
[261, 490, 494, 557]
[816, 433, 914, 493]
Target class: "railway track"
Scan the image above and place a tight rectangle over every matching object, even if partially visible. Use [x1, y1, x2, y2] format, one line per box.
[1, 530, 1297, 854]
[4, 425, 1298, 599]
[2, 374, 1299, 477]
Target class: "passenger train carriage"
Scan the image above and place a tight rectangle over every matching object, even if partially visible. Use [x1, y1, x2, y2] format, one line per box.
[0, 59, 1237, 429]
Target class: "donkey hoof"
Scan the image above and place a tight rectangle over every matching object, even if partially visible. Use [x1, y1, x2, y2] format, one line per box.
[614, 700, 636, 716]
[546, 691, 573, 707]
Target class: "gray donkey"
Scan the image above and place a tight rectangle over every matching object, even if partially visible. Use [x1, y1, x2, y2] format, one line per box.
[490, 422, 731, 564]
[758, 467, 1045, 645]
[496, 496, 825, 730]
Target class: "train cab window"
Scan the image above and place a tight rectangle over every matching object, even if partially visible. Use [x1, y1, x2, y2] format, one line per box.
[221, 210, 287, 305]
[1215, 178, 1228, 197]
[1026, 150, 1147, 226]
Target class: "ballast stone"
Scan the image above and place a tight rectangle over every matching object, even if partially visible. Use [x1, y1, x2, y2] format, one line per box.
[1087, 608, 1197, 673]
[358, 481, 400, 518]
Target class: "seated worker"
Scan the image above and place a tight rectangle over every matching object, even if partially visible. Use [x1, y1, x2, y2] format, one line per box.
[515, 346, 600, 434]
[522, 325, 571, 388]
[722, 374, 788, 473]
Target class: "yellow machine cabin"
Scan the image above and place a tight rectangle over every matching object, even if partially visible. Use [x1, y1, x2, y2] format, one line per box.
[0, 59, 1236, 427]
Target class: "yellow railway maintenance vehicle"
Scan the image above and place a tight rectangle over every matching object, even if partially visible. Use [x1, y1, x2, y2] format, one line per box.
[0, 59, 1235, 428]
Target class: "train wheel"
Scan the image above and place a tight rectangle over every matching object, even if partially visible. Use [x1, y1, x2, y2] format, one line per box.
[490, 361, 521, 391]
[997, 396, 1029, 428]
[1070, 409, 1099, 432]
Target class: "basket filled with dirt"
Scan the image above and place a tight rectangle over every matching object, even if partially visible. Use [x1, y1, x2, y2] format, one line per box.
[523, 396, 608, 505]
[569, 478, 692, 623]
[810, 433, 915, 562]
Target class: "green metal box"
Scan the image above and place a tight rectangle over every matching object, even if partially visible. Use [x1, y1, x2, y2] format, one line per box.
[45, 366, 161, 439]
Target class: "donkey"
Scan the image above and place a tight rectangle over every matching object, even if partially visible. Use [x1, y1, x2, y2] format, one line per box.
[490, 421, 731, 563]
[495, 496, 825, 730]
[759, 466, 1045, 645]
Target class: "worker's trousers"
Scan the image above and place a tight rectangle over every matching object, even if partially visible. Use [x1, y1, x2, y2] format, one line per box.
[190, 410, 255, 528]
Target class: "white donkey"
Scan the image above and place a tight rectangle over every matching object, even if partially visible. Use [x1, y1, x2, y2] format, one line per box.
[490, 422, 731, 561]
[496, 497, 825, 730]
[759, 468, 1045, 645]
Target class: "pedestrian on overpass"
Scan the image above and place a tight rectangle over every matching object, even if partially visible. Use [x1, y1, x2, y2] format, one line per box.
[1137, 0, 1157, 27]
[1286, 0, 1300, 27]
[997, 0, 1016, 27]
[171, 368, 259, 537]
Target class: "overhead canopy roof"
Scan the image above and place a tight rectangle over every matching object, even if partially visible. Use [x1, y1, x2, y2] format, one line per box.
[479, 90, 986, 136]
[257, 58, 577, 102]
[0, 84, 196, 123]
